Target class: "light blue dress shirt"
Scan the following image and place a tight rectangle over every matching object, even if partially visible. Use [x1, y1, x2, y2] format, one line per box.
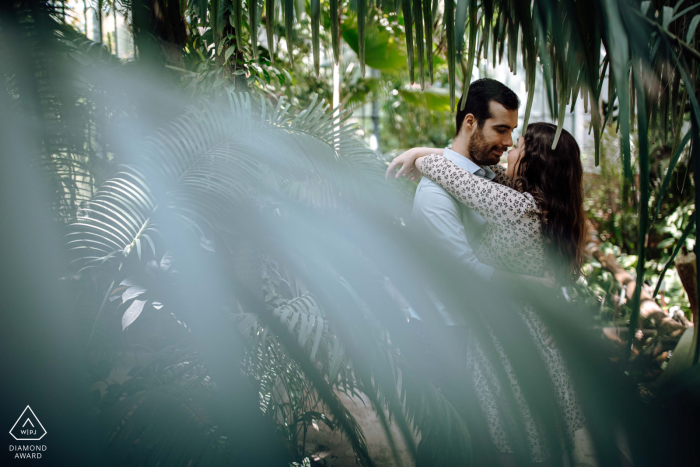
[410, 147, 496, 325]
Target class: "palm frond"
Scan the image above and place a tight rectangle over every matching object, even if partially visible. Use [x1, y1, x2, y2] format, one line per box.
[310, 0, 320, 76]
[266, 0, 276, 60]
[66, 86, 411, 464]
[284, 0, 295, 66]
[402, 0, 415, 84]
[97, 346, 236, 466]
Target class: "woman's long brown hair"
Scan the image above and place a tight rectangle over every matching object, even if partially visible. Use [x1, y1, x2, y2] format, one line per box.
[513, 123, 586, 281]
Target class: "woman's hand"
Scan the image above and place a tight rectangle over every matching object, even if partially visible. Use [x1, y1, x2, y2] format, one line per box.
[385, 147, 444, 181]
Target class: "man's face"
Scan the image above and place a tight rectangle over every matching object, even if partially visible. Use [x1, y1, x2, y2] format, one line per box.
[467, 101, 518, 166]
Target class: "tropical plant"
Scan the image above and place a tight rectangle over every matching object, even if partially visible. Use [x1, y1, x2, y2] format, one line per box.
[62, 76, 507, 464]
[60, 80, 696, 465]
[111, 0, 700, 362]
[6, 1, 700, 466]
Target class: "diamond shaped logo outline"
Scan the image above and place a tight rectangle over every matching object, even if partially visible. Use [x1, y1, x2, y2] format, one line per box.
[9, 406, 47, 441]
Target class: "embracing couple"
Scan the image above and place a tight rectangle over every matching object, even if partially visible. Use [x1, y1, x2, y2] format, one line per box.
[387, 79, 589, 465]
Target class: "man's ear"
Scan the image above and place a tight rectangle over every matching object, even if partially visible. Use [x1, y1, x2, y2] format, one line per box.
[461, 114, 476, 135]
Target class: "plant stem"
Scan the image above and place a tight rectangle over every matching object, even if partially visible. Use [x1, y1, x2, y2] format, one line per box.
[627, 61, 649, 358]
[634, 10, 700, 63]
[87, 261, 122, 349]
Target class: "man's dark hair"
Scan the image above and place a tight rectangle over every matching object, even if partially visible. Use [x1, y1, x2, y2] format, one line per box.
[455, 78, 520, 136]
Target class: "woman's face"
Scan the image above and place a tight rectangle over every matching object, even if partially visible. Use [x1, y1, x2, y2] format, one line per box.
[506, 136, 524, 179]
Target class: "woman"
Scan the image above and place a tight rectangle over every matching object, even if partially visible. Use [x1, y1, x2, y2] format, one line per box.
[390, 123, 588, 463]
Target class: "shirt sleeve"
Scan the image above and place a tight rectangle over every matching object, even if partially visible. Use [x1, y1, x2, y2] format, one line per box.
[488, 163, 515, 188]
[412, 182, 495, 282]
[421, 154, 538, 226]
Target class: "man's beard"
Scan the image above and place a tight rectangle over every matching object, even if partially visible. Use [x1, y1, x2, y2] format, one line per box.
[468, 128, 501, 166]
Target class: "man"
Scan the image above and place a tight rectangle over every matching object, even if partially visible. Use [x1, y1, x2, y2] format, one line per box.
[383, 79, 521, 466]
[408, 78, 520, 325]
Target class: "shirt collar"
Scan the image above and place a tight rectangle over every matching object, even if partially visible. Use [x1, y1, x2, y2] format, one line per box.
[443, 147, 496, 180]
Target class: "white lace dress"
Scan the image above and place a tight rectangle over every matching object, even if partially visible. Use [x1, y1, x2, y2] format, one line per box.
[420, 154, 586, 462]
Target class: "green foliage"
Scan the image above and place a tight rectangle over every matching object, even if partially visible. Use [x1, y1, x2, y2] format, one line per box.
[585, 118, 696, 325]
[342, 15, 408, 75]
[381, 84, 455, 152]
[63, 82, 421, 464]
[9, 1, 700, 465]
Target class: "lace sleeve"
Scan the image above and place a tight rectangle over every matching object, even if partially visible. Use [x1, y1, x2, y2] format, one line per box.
[420, 154, 538, 225]
[488, 163, 515, 188]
